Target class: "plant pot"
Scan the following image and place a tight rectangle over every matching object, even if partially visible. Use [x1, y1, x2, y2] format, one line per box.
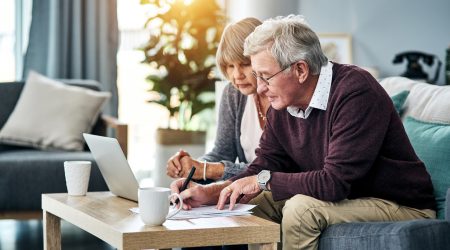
[153, 128, 206, 187]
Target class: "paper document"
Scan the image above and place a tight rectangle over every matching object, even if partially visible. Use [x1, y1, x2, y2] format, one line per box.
[130, 204, 256, 219]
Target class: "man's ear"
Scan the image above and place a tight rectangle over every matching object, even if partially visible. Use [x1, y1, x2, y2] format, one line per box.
[294, 61, 309, 84]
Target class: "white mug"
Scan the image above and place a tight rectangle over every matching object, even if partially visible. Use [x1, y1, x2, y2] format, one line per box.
[138, 187, 183, 226]
[64, 161, 91, 196]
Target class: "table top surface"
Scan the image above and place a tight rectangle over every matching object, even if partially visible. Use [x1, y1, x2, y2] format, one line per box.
[42, 192, 280, 248]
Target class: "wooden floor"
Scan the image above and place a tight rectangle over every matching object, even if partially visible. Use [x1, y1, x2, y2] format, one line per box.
[0, 219, 114, 250]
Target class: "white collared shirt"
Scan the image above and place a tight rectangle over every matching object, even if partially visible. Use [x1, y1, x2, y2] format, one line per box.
[287, 61, 333, 119]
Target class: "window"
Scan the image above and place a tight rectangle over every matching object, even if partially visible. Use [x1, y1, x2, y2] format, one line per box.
[0, 0, 16, 81]
[0, 0, 32, 81]
[117, 0, 169, 181]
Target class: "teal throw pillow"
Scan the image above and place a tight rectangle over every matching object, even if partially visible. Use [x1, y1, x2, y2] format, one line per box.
[404, 116, 450, 219]
[390, 90, 409, 114]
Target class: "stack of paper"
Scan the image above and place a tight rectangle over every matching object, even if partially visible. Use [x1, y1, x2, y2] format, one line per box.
[130, 204, 256, 220]
[171, 204, 256, 219]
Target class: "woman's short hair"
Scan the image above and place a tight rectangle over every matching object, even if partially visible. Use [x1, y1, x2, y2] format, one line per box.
[244, 15, 327, 75]
[216, 17, 262, 80]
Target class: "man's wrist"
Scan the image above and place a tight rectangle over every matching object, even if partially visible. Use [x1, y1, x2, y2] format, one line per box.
[254, 174, 271, 191]
[257, 170, 272, 191]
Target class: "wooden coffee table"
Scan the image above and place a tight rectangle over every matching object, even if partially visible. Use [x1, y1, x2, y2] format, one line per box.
[42, 192, 280, 250]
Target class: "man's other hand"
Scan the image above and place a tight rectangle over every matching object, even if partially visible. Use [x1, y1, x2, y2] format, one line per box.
[216, 175, 261, 210]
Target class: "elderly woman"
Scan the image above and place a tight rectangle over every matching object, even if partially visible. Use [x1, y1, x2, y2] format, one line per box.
[166, 17, 268, 182]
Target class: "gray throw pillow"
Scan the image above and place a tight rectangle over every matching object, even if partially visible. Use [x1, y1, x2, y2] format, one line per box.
[0, 71, 111, 151]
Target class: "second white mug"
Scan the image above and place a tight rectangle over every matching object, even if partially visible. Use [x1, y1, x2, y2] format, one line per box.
[138, 187, 183, 226]
[64, 161, 91, 196]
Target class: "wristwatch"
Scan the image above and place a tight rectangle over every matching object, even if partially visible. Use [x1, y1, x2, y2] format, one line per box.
[257, 170, 272, 191]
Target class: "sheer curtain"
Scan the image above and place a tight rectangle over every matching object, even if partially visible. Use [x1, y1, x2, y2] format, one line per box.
[23, 0, 119, 116]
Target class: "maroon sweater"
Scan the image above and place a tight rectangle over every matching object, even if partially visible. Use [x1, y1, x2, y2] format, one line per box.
[232, 63, 435, 210]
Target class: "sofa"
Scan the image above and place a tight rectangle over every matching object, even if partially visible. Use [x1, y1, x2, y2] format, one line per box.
[318, 76, 450, 250]
[0, 79, 127, 219]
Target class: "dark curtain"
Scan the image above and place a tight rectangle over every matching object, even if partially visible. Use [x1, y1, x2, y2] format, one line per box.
[23, 0, 119, 116]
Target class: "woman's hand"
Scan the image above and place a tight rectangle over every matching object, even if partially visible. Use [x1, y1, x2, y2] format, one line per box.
[166, 150, 190, 178]
[179, 157, 204, 180]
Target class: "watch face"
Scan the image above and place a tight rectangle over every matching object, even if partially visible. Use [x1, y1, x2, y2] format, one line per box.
[259, 170, 271, 183]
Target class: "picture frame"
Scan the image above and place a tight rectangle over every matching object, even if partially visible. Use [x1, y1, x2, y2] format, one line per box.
[318, 33, 353, 64]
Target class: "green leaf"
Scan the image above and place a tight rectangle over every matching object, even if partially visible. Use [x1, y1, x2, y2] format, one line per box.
[191, 99, 215, 118]
[140, 0, 225, 130]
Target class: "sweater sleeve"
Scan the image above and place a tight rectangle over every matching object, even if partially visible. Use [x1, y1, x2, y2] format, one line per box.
[198, 83, 249, 180]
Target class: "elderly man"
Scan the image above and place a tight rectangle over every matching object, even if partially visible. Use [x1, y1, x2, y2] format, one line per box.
[171, 15, 435, 250]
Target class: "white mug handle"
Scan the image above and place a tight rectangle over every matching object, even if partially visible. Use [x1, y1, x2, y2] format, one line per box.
[167, 193, 183, 219]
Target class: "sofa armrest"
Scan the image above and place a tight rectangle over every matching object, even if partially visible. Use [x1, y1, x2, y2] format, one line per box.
[446, 188, 450, 221]
[101, 115, 128, 157]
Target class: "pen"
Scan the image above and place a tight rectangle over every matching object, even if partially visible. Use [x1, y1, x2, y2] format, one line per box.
[175, 166, 196, 204]
[181, 166, 196, 192]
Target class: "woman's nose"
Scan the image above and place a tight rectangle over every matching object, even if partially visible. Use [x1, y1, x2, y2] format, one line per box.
[233, 67, 245, 79]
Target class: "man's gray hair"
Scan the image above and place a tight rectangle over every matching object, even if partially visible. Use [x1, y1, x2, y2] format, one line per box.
[244, 15, 328, 75]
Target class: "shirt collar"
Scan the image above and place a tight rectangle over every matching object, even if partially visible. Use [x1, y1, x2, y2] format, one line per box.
[287, 61, 333, 119]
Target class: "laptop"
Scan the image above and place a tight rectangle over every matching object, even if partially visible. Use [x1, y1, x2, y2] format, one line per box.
[83, 133, 139, 201]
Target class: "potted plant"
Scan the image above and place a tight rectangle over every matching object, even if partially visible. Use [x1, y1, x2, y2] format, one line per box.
[140, 0, 225, 186]
[141, 0, 224, 130]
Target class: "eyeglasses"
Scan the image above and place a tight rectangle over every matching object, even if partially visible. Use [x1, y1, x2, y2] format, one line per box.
[251, 62, 295, 86]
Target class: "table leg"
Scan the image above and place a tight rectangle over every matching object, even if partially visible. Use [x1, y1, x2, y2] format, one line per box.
[43, 210, 61, 250]
[250, 243, 277, 250]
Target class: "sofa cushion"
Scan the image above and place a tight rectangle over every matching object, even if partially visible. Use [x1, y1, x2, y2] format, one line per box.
[404, 117, 450, 219]
[380, 77, 450, 123]
[405, 83, 450, 124]
[0, 150, 108, 210]
[0, 71, 110, 151]
[390, 90, 409, 115]
[319, 220, 450, 250]
[379, 76, 418, 96]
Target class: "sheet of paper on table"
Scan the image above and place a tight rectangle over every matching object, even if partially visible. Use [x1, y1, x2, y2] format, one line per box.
[130, 204, 256, 219]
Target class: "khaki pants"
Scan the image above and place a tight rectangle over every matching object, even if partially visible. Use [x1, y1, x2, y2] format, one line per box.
[249, 192, 435, 250]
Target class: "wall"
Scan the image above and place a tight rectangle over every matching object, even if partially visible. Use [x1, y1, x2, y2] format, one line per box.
[226, 0, 450, 84]
[301, 0, 450, 84]
[226, 0, 298, 22]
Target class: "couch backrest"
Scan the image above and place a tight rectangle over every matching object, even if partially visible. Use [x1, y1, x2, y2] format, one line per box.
[380, 77, 450, 124]
[0, 82, 24, 129]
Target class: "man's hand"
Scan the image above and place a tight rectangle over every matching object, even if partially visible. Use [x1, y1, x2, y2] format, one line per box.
[170, 179, 230, 210]
[166, 149, 190, 178]
[216, 175, 261, 210]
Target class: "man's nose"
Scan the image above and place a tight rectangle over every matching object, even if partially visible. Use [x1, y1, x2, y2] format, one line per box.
[256, 81, 267, 95]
